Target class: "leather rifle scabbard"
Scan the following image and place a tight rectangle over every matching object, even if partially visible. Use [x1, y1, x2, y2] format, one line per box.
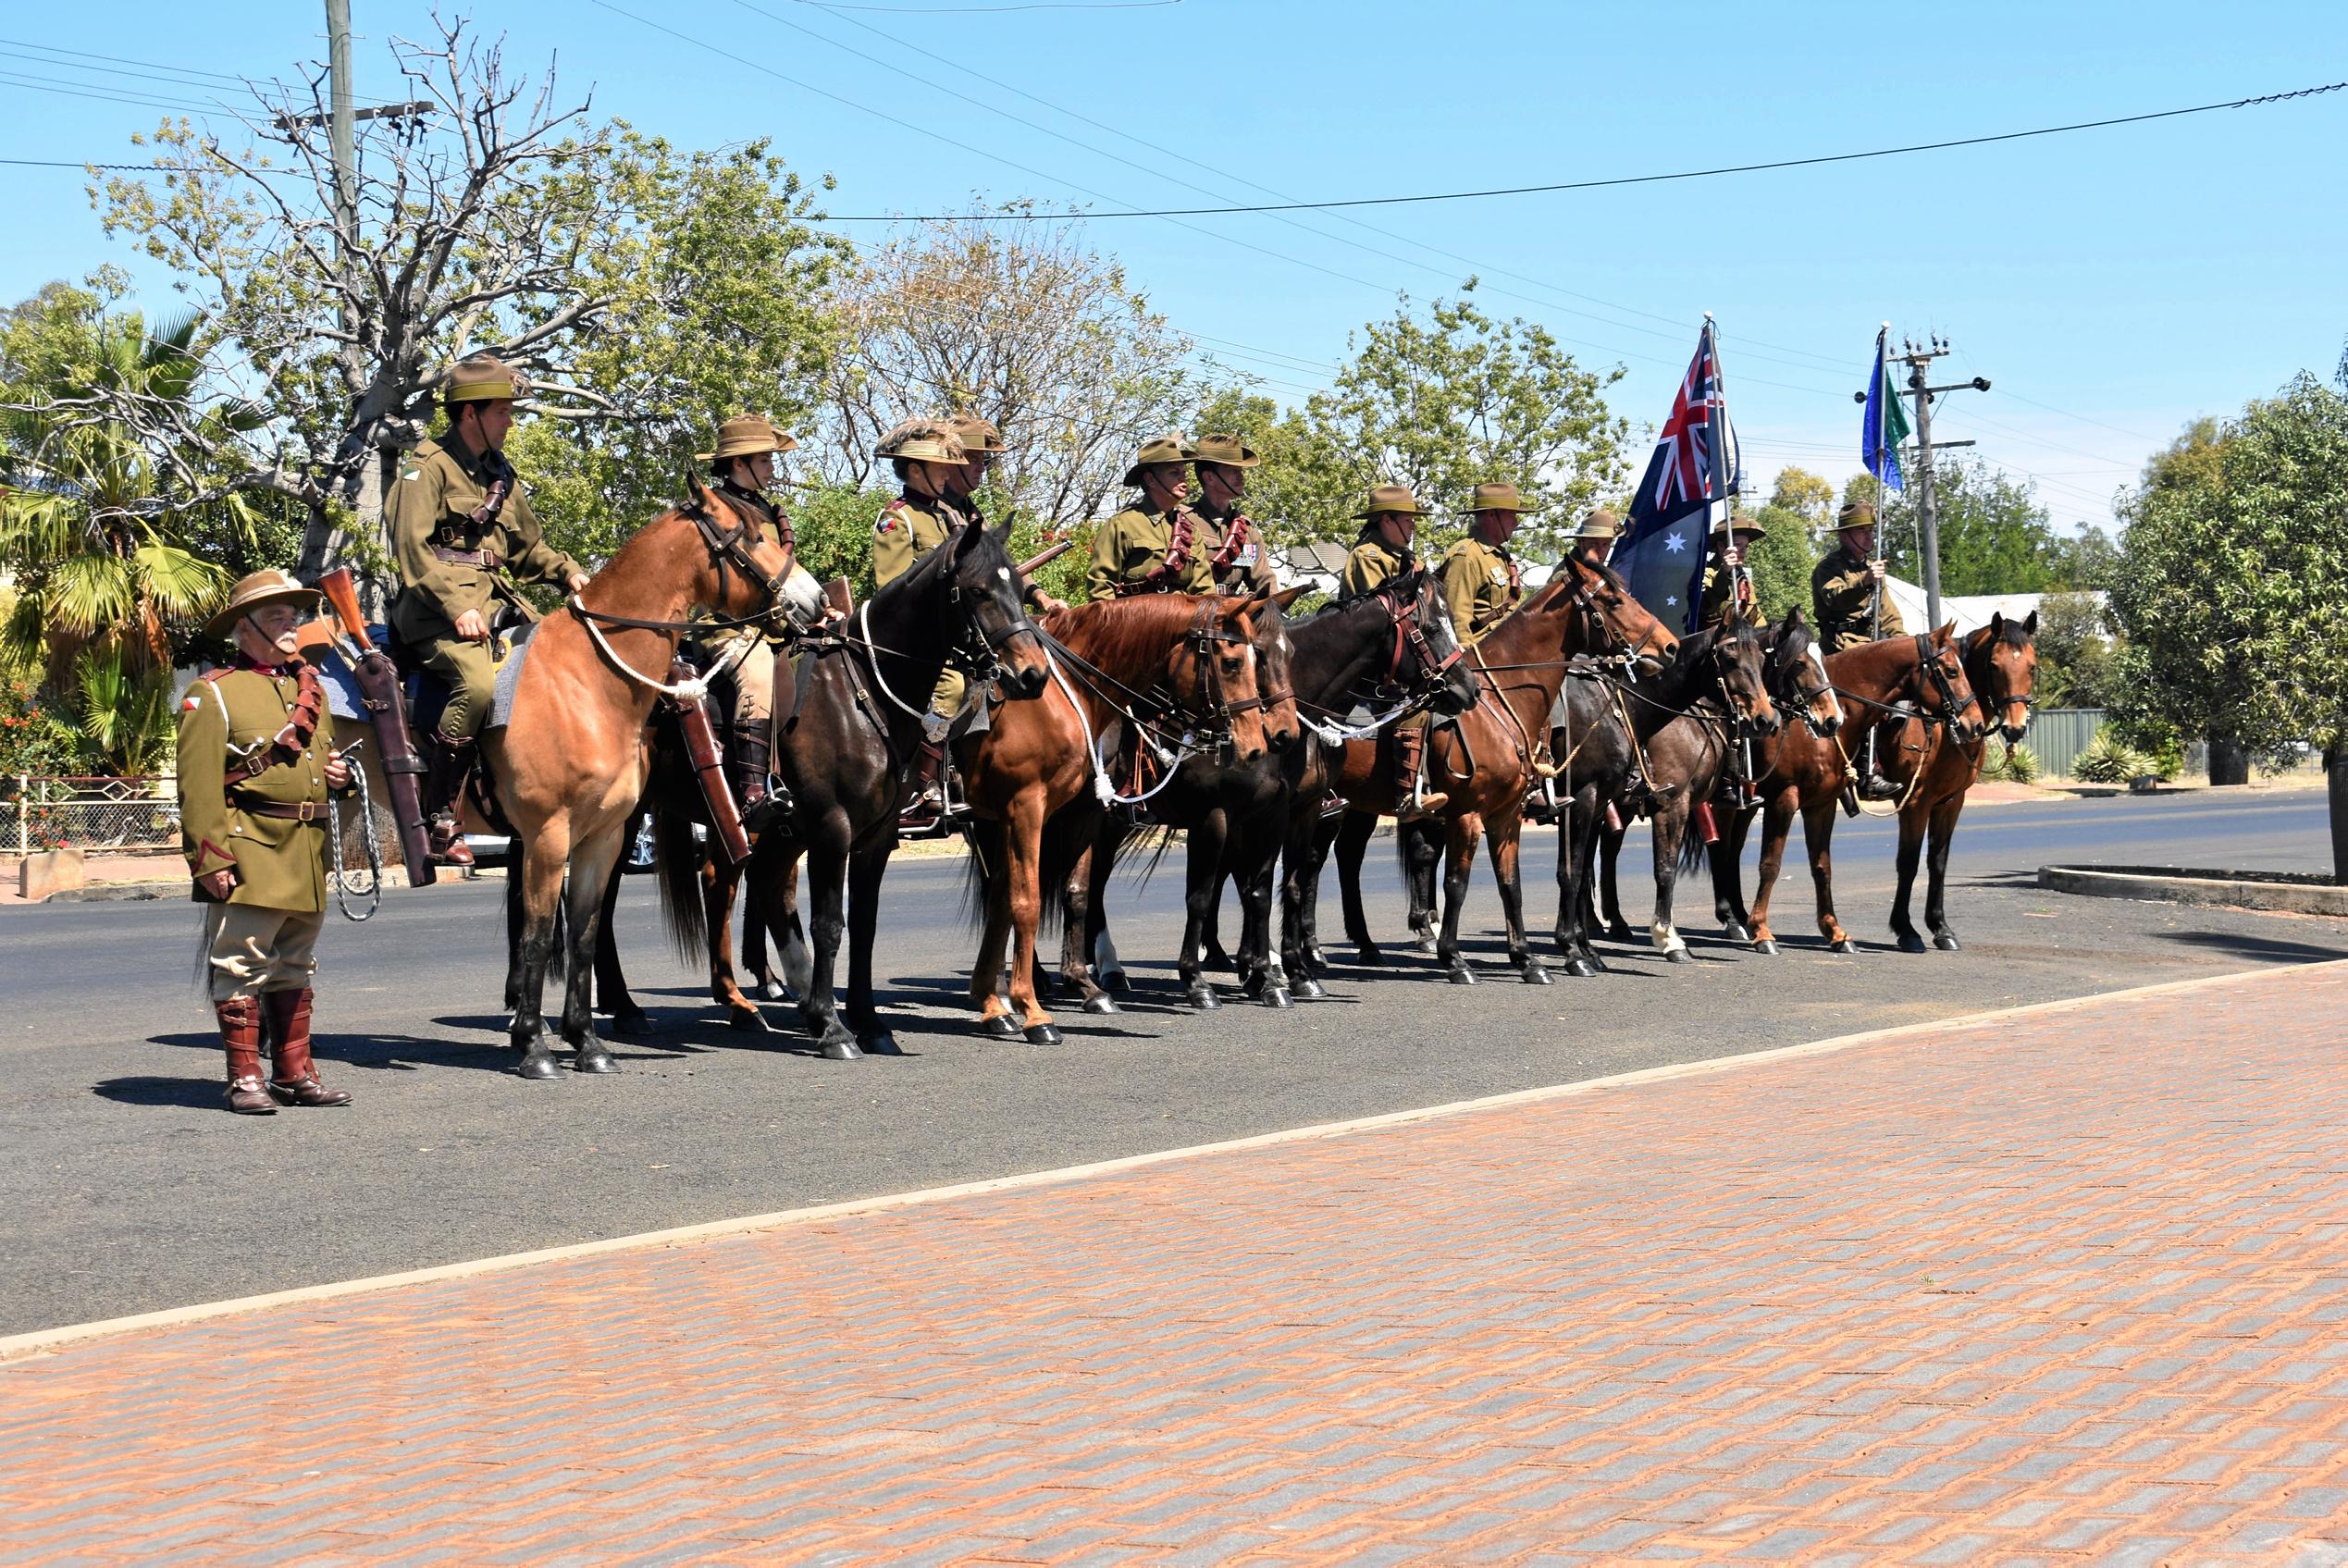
[668, 659, 751, 865]
[350, 647, 439, 888]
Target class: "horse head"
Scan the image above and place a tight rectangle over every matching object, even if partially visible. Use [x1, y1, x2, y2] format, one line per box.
[1765, 608, 1843, 738]
[1184, 595, 1273, 766]
[1976, 610, 2038, 744]
[1393, 569, 1479, 718]
[1551, 554, 1677, 667]
[1920, 623, 1984, 744]
[948, 520, 1051, 700]
[692, 482, 803, 623]
[1711, 611, 1780, 735]
[1235, 585, 1306, 754]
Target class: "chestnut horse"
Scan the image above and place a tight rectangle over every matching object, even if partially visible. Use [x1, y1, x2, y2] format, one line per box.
[1878, 611, 2038, 952]
[489, 487, 800, 1078]
[964, 591, 1292, 1043]
[1706, 627, 1983, 957]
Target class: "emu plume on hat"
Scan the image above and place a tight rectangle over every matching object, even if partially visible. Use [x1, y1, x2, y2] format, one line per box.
[877, 418, 968, 465]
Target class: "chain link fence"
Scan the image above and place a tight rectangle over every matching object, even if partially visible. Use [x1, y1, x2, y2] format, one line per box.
[2, 775, 181, 857]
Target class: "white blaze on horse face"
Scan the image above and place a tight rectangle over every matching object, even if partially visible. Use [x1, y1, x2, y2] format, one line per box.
[1805, 642, 1845, 728]
[997, 567, 1011, 585]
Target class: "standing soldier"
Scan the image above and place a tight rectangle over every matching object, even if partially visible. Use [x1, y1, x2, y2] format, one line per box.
[388, 354, 590, 867]
[1190, 433, 1279, 596]
[178, 570, 355, 1116]
[1439, 481, 1533, 647]
[1338, 484, 1447, 818]
[1812, 499, 1907, 802]
[699, 414, 802, 817]
[1570, 508, 1621, 570]
[871, 419, 973, 821]
[1086, 435, 1215, 599]
[940, 413, 1066, 615]
[1699, 513, 1768, 628]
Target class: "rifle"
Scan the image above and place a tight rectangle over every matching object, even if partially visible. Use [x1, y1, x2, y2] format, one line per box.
[317, 569, 439, 888]
[1015, 537, 1074, 578]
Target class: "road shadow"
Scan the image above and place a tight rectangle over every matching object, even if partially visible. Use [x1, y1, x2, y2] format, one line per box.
[92, 1075, 228, 1109]
[2156, 929, 2348, 964]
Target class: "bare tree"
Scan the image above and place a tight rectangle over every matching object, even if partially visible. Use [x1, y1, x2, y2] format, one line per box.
[817, 212, 1205, 526]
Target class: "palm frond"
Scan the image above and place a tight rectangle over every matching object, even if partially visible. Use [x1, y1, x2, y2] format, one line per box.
[130, 539, 231, 621]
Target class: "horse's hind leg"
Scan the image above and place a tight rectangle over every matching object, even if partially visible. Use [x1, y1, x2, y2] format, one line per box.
[1180, 811, 1229, 1008]
[773, 843, 812, 998]
[510, 830, 570, 1079]
[703, 850, 763, 1031]
[1712, 805, 1756, 943]
[1088, 820, 1129, 998]
[1336, 809, 1384, 965]
[1648, 801, 1692, 964]
[562, 829, 624, 1073]
[1403, 817, 1442, 956]
[1804, 796, 1855, 954]
[797, 815, 860, 1060]
[1747, 788, 1798, 954]
[592, 853, 651, 1037]
[1486, 807, 1550, 985]
[1598, 817, 1635, 943]
[845, 843, 903, 1054]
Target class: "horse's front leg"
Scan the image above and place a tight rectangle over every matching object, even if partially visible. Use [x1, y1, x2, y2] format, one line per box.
[1401, 816, 1442, 956]
[1003, 794, 1062, 1043]
[1648, 799, 1693, 964]
[1485, 805, 1550, 984]
[1088, 819, 1129, 999]
[1279, 804, 1329, 998]
[1889, 800, 1930, 954]
[1712, 802, 1757, 944]
[1804, 796, 1855, 954]
[796, 812, 860, 1060]
[509, 831, 570, 1080]
[845, 840, 902, 1054]
[1180, 809, 1229, 1008]
[561, 827, 624, 1074]
[704, 850, 763, 1031]
[1597, 815, 1635, 943]
[1057, 812, 1114, 1016]
[773, 843, 812, 998]
[967, 819, 1019, 1036]
[1437, 809, 1482, 986]
[1231, 810, 1289, 1006]
[1925, 796, 1966, 951]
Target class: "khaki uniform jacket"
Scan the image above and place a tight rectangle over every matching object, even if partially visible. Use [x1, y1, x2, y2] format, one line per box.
[1699, 557, 1756, 628]
[871, 493, 951, 589]
[1086, 504, 1213, 601]
[1812, 544, 1906, 652]
[1338, 535, 1411, 601]
[388, 437, 583, 643]
[1197, 505, 1279, 597]
[1438, 537, 1522, 646]
[177, 663, 338, 913]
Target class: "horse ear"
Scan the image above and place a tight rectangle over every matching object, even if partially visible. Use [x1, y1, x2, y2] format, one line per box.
[1935, 619, 1957, 644]
[2023, 608, 2039, 635]
[1990, 610, 2005, 636]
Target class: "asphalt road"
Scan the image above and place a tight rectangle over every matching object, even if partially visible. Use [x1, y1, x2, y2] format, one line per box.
[3, 786, 2342, 1337]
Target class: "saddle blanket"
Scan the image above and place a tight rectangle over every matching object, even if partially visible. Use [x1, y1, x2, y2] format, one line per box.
[488, 623, 537, 731]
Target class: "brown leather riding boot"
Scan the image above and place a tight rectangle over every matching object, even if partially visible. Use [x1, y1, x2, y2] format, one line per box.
[904, 737, 948, 820]
[265, 989, 351, 1108]
[1393, 725, 1448, 821]
[216, 996, 275, 1116]
[424, 732, 476, 868]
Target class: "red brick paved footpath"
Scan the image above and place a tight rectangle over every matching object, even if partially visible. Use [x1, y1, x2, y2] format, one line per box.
[6, 966, 2348, 1566]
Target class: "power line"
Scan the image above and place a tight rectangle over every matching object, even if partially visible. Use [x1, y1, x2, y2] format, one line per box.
[0, 70, 231, 117]
[0, 36, 262, 86]
[811, 79, 2348, 221]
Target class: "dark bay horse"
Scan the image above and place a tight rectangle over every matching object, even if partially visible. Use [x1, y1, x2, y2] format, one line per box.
[1879, 611, 2037, 953]
[1313, 557, 1680, 987]
[1549, 613, 1813, 975]
[964, 591, 1292, 1043]
[691, 519, 1053, 1058]
[490, 487, 798, 1079]
[1706, 627, 1983, 956]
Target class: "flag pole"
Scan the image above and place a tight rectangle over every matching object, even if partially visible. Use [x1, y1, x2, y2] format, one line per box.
[1870, 322, 1888, 647]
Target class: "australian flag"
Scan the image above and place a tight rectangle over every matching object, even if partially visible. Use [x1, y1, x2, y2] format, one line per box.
[1619, 321, 1742, 635]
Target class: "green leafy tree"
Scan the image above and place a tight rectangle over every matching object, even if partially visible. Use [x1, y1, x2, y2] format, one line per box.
[2044, 525, 2120, 591]
[1880, 456, 2061, 596]
[2032, 590, 2120, 709]
[1744, 502, 1819, 622]
[1768, 466, 1835, 526]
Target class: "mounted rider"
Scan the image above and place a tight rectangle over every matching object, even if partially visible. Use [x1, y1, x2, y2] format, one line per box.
[1698, 512, 1768, 628]
[1339, 484, 1447, 820]
[177, 571, 356, 1116]
[939, 413, 1068, 616]
[1190, 432, 1280, 596]
[1086, 435, 1216, 599]
[871, 418, 976, 821]
[1814, 499, 1907, 805]
[387, 354, 589, 867]
[698, 413, 805, 821]
[1570, 508, 1621, 570]
[1439, 481, 1533, 648]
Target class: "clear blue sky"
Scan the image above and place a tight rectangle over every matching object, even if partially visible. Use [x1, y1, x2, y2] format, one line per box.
[4, 0, 2343, 530]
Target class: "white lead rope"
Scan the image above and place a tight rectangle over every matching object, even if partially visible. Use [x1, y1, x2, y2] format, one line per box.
[1041, 646, 1188, 808]
[569, 595, 754, 701]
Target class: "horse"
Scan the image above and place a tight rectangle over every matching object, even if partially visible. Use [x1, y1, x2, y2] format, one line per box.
[1310, 556, 1684, 987]
[699, 519, 1054, 1058]
[1548, 612, 1815, 976]
[964, 591, 1294, 1043]
[1879, 611, 2038, 953]
[1083, 572, 1481, 1012]
[1705, 626, 1984, 957]
[488, 486, 802, 1079]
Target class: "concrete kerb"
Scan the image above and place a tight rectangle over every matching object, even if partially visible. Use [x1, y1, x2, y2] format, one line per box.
[2040, 863, 2348, 917]
[5, 956, 2342, 1368]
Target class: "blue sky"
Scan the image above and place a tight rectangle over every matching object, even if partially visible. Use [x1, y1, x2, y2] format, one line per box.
[4, 0, 2343, 531]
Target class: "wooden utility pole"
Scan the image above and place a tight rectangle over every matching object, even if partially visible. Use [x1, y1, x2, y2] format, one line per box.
[327, 0, 355, 253]
[1855, 335, 1990, 629]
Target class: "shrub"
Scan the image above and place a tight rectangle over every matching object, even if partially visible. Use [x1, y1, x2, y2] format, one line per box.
[2071, 731, 2151, 784]
[1990, 741, 2040, 784]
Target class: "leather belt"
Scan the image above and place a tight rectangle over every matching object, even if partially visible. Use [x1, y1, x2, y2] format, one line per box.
[231, 796, 328, 824]
[431, 543, 501, 568]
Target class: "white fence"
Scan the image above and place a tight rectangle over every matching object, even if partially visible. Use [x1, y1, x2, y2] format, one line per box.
[3, 775, 179, 857]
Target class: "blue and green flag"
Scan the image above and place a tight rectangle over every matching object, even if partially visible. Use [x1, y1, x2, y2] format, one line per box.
[1862, 327, 1911, 492]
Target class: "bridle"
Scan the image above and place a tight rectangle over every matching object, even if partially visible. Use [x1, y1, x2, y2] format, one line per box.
[1560, 567, 1674, 670]
[1771, 631, 1845, 736]
[1912, 633, 1983, 736]
[943, 548, 1042, 690]
[1377, 575, 1464, 695]
[692, 487, 798, 615]
[1183, 597, 1275, 758]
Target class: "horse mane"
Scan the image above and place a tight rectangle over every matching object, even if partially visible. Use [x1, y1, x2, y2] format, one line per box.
[1042, 593, 1216, 675]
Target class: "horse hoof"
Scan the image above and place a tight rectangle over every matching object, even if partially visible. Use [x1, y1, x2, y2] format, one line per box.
[980, 1014, 1022, 1040]
[1605, 925, 1637, 945]
[573, 1046, 618, 1075]
[609, 1008, 654, 1039]
[758, 979, 789, 1003]
[1294, 977, 1328, 1001]
[1521, 963, 1552, 986]
[1354, 945, 1386, 967]
[1103, 969, 1131, 995]
[1721, 920, 1752, 945]
[1414, 936, 1440, 957]
[859, 1031, 904, 1056]
[1022, 1023, 1061, 1046]
[515, 1052, 560, 1081]
[1187, 986, 1220, 1011]
[730, 1007, 770, 1034]
[1081, 994, 1120, 1016]
[1447, 963, 1477, 986]
[1830, 938, 1859, 956]
[819, 1036, 865, 1062]
[1563, 957, 1600, 979]
[1934, 932, 1963, 952]
[1262, 986, 1292, 1010]
[1897, 932, 1929, 955]
[1754, 939, 1780, 957]
[1304, 946, 1328, 970]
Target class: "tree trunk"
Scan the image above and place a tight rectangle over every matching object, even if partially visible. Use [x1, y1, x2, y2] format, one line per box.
[2206, 731, 2249, 786]
[2329, 740, 2348, 885]
[296, 448, 396, 622]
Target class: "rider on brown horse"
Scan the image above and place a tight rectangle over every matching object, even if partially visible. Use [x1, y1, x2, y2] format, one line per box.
[1340, 485, 1446, 819]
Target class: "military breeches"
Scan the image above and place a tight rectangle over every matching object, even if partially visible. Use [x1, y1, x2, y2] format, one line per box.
[928, 666, 968, 722]
[418, 635, 497, 741]
[203, 903, 325, 1002]
[727, 633, 776, 729]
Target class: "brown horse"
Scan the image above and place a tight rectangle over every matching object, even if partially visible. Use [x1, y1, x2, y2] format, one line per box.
[488, 488, 799, 1078]
[1707, 627, 1983, 957]
[1880, 611, 2038, 953]
[964, 591, 1293, 1043]
[1321, 557, 1687, 986]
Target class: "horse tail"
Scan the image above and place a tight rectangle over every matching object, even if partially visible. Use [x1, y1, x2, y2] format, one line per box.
[651, 804, 710, 967]
[1678, 809, 1712, 875]
[1033, 807, 1098, 940]
[960, 819, 1004, 929]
